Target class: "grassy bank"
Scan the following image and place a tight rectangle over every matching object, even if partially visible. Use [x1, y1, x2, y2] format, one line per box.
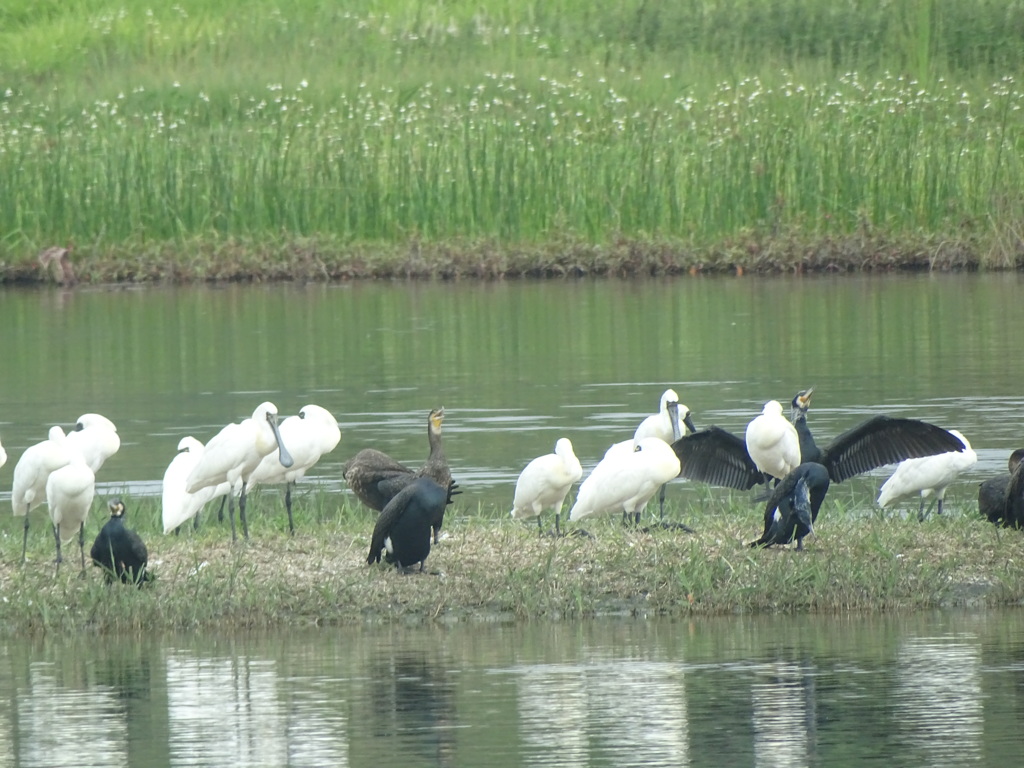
[2, 1, 1024, 280]
[1, 490, 1021, 636]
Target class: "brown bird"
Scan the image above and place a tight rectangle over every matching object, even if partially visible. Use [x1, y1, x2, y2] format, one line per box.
[38, 243, 77, 286]
[343, 408, 454, 543]
[979, 448, 1024, 528]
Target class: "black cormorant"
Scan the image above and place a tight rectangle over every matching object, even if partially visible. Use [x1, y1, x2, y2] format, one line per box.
[672, 411, 967, 548]
[90, 498, 150, 586]
[344, 408, 454, 542]
[367, 478, 456, 573]
[979, 448, 1024, 528]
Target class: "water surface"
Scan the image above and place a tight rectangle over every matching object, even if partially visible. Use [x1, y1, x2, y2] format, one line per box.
[0, 273, 1021, 513]
[0, 610, 1021, 767]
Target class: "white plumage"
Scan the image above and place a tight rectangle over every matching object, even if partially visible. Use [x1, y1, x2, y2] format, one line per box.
[877, 429, 977, 519]
[186, 401, 293, 540]
[634, 388, 692, 443]
[249, 404, 340, 486]
[745, 400, 801, 482]
[0, 432, 7, 470]
[11, 426, 75, 561]
[249, 404, 342, 533]
[45, 451, 96, 572]
[66, 413, 120, 474]
[569, 437, 681, 523]
[162, 436, 234, 534]
[510, 437, 583, 535]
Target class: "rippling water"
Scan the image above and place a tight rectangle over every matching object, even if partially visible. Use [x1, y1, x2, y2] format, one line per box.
[1, 611, 1022, 767]
[1, 274, 1022, 516]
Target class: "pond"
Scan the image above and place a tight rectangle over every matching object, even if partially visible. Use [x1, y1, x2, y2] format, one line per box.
[0, 273, 1022, 517]
[2, 274, 1023, 765]
[1, 609, 1022, 767]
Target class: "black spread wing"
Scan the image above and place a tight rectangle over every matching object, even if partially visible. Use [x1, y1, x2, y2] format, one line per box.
[367, 481, 419, 564]
[821, 416, 966, 483]
[671, 427, 762, 491]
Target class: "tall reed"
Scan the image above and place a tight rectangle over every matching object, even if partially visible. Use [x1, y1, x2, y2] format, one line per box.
[2, 1, 1023, 268]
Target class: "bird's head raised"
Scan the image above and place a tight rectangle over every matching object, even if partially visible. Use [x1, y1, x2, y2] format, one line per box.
[108, 498, 126, 518]
[791, 388, 814, 420]
[429, 407, 445, 433]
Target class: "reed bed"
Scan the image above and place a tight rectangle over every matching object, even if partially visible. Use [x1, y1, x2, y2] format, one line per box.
[2, 1, 1024, 277]
[0, 489, 1020, 636]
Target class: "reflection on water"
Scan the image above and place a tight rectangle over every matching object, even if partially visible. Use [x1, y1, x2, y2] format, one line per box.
[19, 664, 128, 768]
[1, 612, 1022, 767]
[750, 661, 816, 768]
[895, 637, 983, 766]
[516, 664, 589, 767]
[585, 660, 689, 767]
[369, 651, 456, 766]
[166, 654, 288, 767]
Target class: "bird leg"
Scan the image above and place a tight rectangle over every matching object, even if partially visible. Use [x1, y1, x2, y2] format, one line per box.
[21, 515, 30, 563]
[285, 481, 295, 536]
[78, 523, 86, 577]
[239, 481, 250, 540]
[917, 497, 937, 522]
[217, 494, 227, 522]
[555, 512, 561, 538]
[53, 523, 63, 572]
[657, 483, 667, 521]
[227, 495, 237, 542]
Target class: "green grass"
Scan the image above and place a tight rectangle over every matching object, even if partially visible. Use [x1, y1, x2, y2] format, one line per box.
[2, 1, 1023, 277]
[1, 488, 1021, 636]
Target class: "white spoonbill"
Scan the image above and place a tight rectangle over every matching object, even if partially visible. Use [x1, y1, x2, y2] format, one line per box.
[45, 450, 96, 573]
[66, 413, 120, 474]
[186, 401, 294, 541]
[877, 429, 978, 520]
[745, 400, 801, 485]
[0, 433, 7, 470]
[249, 404, 342, 534]
[569, 437, 681, 525]
[162, 436, 234, 534]
[634, 389, 697, 443]
[11, 426, 74, 561]
[510, 437, 583, 536]
[633, 389, 698, 522]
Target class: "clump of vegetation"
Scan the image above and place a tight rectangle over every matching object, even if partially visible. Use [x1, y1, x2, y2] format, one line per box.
[1, 1, 1023, 280]
[0, 490, 1020, 636]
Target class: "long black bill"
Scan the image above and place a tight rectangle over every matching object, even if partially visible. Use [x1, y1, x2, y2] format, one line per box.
[267, 412, 294, 468]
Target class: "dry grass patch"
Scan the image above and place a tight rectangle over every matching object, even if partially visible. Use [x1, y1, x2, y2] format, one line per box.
[0, 497, 1022, 636]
